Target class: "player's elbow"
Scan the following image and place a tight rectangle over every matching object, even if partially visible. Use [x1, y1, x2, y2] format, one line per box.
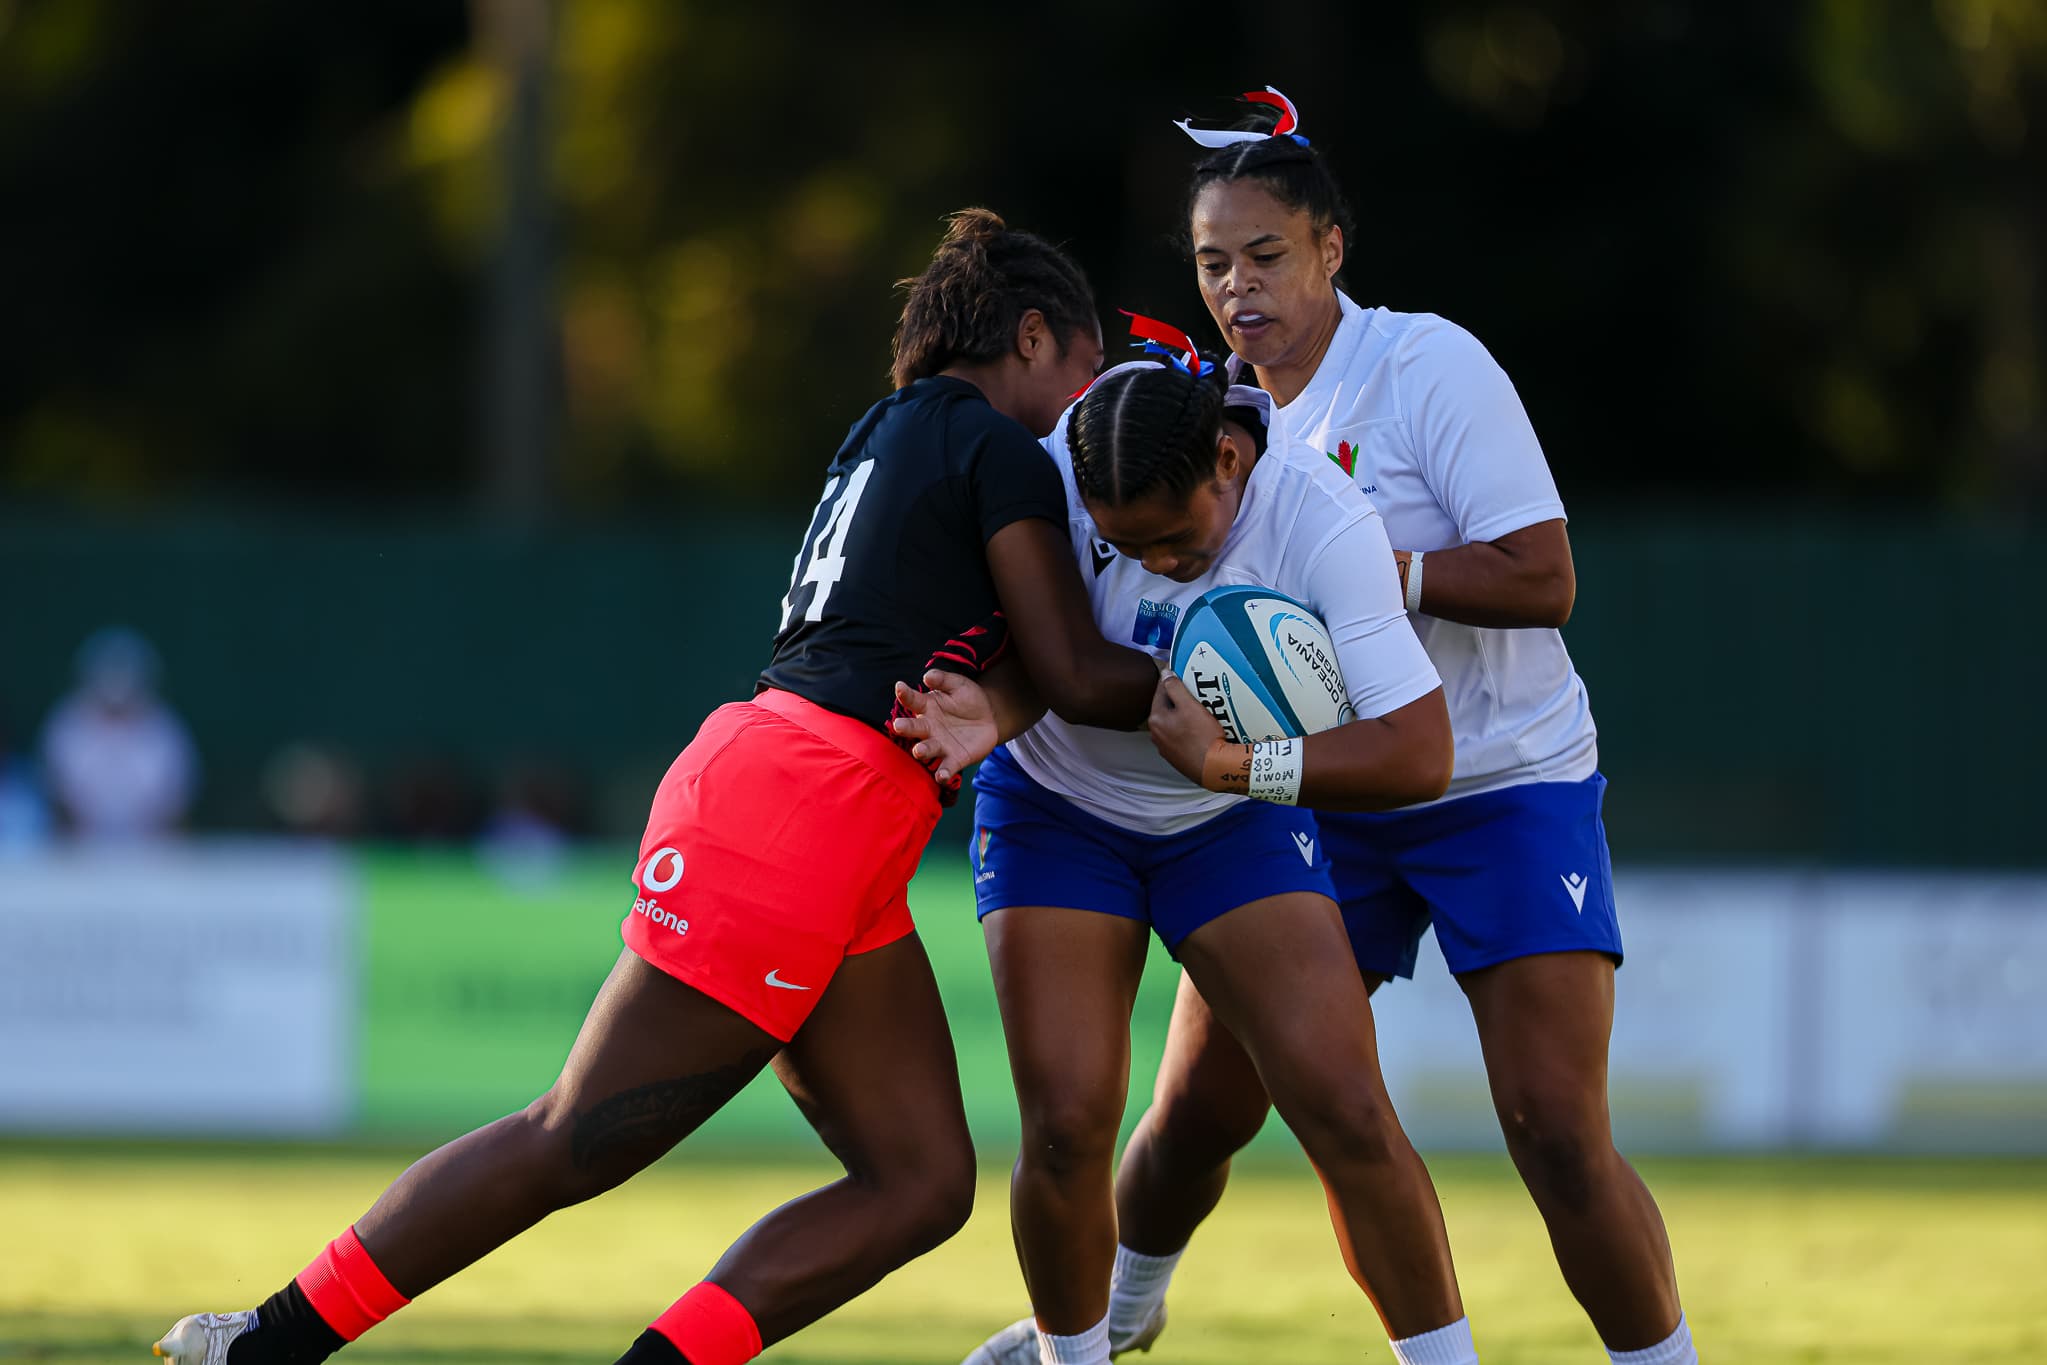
[1530, 566, 1575, 628]
[1494, 521, 1576, 627]
[1391, 695, 1454, 804]
[1403, 726, 1454, 804]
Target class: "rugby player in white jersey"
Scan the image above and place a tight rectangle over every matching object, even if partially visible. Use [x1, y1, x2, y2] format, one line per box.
[1064, 90, 1694, 1365]
[895, 315, 1486, 1365]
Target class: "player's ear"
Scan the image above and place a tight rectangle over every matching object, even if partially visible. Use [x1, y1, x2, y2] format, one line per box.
[1014, 308, 1049, 363]
[1214, 427, 1245, 483]
[1320, 224, 1344, 281]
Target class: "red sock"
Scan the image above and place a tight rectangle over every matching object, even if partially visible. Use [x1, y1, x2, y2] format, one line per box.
[649, 1282, 762, 1365]
[294, 1226, 412, 1342]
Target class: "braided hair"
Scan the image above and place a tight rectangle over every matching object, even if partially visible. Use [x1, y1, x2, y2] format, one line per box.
[891, 208, 1098, 389]
[1067, 361, 1230, 508]
[1182, 117, 1356, 262]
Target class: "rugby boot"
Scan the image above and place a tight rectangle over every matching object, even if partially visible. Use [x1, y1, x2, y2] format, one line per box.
[1115, 1300, 1168, 1355]
[960, 1317, 1036, 1365]
[960, 1302, 1167, 1364]
[152, 1310, 257, 1364]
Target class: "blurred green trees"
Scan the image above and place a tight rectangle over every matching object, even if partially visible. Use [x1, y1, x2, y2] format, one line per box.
[0, 0, 2038, 514]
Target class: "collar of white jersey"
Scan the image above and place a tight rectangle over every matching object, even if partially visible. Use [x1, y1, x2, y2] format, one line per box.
[1220, 290, 1368, 407]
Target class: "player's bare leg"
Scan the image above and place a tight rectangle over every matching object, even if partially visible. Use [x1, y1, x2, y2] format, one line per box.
[1114, 969, 1268, 1255]
[984, 905, 1152, 1336]
[157, 948, 783, 1364]
[1175, 893, 1464, 1343]
[1115, 964, 1387, 1252]
[685, 929, 978, 1345]
[354, 949, 781, 1292]
[1458, 949, 1684, 1352]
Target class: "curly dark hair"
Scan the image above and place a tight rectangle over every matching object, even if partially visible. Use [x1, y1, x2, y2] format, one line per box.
[890, 208, 1098, 389]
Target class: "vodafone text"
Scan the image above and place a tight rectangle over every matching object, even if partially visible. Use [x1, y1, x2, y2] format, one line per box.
[632, 897, 689, 935]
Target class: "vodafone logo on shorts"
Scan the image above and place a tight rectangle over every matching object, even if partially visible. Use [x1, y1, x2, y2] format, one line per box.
[633, 846, 689, 936]
[633, 897, 688, 935]
[641, 846, 685, 891]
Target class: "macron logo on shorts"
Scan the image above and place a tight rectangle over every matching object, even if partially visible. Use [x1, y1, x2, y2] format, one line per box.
[1291, 831, 1316, 866]
[1560, 872, 1588, 912]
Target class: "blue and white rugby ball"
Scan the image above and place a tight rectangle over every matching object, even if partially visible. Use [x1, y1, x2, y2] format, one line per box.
[1169, 585, 1356, 742]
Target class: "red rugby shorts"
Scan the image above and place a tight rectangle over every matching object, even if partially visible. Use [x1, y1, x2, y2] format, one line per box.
[620, 687, 940, 1040]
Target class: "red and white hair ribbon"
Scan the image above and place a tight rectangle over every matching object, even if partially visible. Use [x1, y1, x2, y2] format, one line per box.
[1119, 310, 1211, 378]
[1174, 86, 1303, 149]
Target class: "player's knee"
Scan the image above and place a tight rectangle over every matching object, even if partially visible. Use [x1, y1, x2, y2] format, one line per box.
[1020, 1089, 1125, 1182]
[1496, 1091, 1611, 1214]
[1148, 1085, 1267, 1171]
[871, 1137, 977, 1258]
[912, 1154, 980, 1252]
[1275, 1081, 1402, 1169]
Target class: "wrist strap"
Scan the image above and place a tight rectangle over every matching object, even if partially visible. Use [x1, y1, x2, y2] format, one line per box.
[1248, 738, 1304, 805]
[1403, 550, 1425, 614]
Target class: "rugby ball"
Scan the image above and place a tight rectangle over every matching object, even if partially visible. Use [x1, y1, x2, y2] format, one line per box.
[1169, 586, 1355, 742]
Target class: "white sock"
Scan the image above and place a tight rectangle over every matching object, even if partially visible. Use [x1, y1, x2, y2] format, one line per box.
[1389, 1315, 1478, 1365]
[1106, 1244, 1181, 1338]
[1037, 1314, 1110, 1365]
[1608, 1313, 1696, 1365]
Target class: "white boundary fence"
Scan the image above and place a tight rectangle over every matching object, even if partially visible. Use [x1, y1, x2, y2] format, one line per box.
[0, 844, 354, 1135]
[1375, 871, 2047, 1151]
[1, 852, 2042, 1150]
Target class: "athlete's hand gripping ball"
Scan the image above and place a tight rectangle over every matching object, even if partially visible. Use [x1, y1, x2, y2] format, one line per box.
[1148, 670, 1231, 791]
[891, 670, 1001, 785]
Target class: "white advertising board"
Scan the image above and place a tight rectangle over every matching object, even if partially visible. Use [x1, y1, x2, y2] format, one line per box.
[1370, 871, 2047, 1152]
[0, 843, 354, 1135]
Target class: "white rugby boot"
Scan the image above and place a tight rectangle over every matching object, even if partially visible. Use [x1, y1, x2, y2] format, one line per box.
[960, 1303, 1167, 1364]
[1114, 1299, 1168, 1355]
[152, 1310, 258, 1364]
[960, 1317, 1036, 1365]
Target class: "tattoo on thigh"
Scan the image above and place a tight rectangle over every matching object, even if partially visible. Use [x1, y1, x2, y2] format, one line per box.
[571, 1046, 777, 1170]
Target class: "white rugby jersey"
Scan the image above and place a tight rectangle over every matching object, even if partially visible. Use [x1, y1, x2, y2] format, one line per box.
[1003, 363, 1443, 836]
[1269, 291, 1598, 801]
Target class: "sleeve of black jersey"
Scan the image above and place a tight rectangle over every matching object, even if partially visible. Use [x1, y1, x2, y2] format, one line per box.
[967, 414, 1067, 542]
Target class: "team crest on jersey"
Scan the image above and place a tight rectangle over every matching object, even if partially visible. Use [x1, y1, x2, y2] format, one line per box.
[1329, 440, 1357, 478]
[1132, 598, 1180, 650]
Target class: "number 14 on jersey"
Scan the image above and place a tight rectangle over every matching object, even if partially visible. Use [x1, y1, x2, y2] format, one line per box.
[778, 462, 876, 632]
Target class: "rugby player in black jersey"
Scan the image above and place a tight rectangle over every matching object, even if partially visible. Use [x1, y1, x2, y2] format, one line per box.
[153, 209, 1161, 1365]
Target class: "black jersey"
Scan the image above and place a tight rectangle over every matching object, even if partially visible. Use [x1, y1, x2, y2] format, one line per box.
[759, 376, 1065, 728]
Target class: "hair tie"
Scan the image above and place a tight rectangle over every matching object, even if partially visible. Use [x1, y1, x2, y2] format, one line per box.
[1174, 85, 1309, 149]
[1119, 310, 1213, 379]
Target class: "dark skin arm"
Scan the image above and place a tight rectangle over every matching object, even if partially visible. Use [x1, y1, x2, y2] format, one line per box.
[1148, 674, 1454, 812]
[890, 656, 1048, 785]
[1395, 519, 1575, 629]
[986, 517, 1159, 730]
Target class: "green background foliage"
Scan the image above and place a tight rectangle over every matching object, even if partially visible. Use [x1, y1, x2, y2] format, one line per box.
[0, 1, 2040, 511]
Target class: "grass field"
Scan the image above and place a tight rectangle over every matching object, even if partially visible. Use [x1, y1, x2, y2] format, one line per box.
[3, 1144, 2043, 1364]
